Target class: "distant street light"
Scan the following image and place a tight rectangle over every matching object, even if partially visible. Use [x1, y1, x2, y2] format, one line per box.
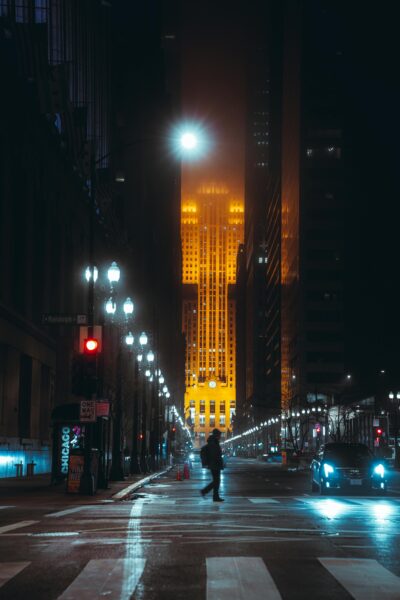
[107, 261, 120, 284]
[180, 132, 198, 149]
[123, 297, 134, 316]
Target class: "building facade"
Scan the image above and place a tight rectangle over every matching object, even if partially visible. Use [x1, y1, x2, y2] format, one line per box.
[182, 184, 244, 445]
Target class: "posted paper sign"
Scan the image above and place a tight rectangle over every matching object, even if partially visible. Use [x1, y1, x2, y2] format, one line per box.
[80, 399, 97, 422]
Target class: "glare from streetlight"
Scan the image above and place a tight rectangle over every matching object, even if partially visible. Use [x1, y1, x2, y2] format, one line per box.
[123, 297, 134, 315]
[107, 261, 120, 284]
[105, 298, 116, 315]
[85, 266, 98, 283]
[171, 122, 210, 160]
[125, 332, 134, 346]
[139, 332, 148, 346]
[147, 350, 155, 363]
[180, 132, 197, 149]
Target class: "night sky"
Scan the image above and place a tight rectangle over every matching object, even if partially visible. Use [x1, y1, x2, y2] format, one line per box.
[180, 1, 246, 197]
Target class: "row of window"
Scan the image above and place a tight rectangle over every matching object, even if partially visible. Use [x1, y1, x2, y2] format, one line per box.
[198, 415, 226, 427]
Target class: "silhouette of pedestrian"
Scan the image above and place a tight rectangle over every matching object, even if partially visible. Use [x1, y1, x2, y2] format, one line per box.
[200, 428, 224, 502]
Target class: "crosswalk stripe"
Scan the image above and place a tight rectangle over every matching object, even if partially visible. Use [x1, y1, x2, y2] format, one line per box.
[45, 506, 89, 518]
[57, 558, 146, 600]
[0, 520, 38, 534]
[319, 557, 400, 599]
[248, 498, 279, 504]
[206, 557, 281, 600]
[0, 562, 30, 588]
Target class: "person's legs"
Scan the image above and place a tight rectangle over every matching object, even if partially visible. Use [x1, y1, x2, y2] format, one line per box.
[201, 469, 221, 497]
[212, 469, 221, 499]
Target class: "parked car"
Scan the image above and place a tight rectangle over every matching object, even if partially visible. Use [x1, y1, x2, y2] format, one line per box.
[311, 442, 387, 495]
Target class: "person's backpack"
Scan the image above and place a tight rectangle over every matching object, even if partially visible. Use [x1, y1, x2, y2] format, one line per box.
[200, 444, 209, 467]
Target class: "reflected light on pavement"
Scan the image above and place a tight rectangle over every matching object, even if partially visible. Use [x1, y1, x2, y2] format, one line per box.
[317, 499, 348, 520]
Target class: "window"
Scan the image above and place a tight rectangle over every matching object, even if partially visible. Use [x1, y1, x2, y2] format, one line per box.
[220, 414, 226, 426]
[209, 415, 215, 427]
[210, 400, 215, 414]
[200, 400, 205, 414]
[199, 415, 205, 427]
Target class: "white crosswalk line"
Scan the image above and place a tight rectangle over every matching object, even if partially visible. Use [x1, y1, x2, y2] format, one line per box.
[248, 498, 279, 504]
[57, 558, 146, 600]
[206, 557, 281, 600]
[45, 506, 89, 518]
[319, 557, 400, 599]
[0, 520, 38, 534]
[0, 562, 30, 588]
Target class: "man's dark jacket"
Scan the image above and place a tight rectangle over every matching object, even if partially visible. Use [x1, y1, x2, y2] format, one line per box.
[206, 434, 224, 470]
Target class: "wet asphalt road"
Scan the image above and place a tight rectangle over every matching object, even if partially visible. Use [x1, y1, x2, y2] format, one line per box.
[0, 458, 400, 599]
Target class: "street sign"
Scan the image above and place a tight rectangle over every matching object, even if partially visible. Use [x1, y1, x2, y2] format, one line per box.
[96, 401, 110, 417]
[42, 314, 87, 325]
[80, 399, 97, 422]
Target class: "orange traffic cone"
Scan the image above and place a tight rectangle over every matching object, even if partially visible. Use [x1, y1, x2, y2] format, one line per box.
[176, 466, 182, 481]
[183, 462, 190, 479]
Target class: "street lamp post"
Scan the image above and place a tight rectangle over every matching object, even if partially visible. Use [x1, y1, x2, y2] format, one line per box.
[388, 391, 400, 468]
[108, 272, 134, 482]
[140, 350, 154, 472]
[130, 332, 148, 474]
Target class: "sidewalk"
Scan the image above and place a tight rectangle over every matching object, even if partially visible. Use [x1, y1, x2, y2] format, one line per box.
[0, 468, 172, 502]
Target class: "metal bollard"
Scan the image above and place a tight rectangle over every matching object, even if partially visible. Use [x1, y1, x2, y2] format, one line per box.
[26, 462, 36, 477]
[14, 463, 23, 477]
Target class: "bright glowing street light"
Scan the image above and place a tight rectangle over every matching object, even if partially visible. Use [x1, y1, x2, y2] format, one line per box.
[105, 298, 116, 315]
[180, 131, 198, 150]
[85, 266, 98, 283]
[125, 332, 134, 346]
[107, 261, 120, 284]
[123, 297, 134, 316]
[171, 122, 210, 160]
[139, 332, 148, 346]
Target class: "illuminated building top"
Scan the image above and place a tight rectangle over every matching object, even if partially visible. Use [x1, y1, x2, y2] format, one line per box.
[182, 184, 244, 444]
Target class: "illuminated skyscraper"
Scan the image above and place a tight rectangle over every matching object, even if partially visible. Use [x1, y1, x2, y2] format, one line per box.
[182, 184, 244, 446]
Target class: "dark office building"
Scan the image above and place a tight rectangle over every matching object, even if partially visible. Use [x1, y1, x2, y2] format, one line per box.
[0, 0, 183, 478]
[237, 1, 282, 427]
[281, 0, 347, 411]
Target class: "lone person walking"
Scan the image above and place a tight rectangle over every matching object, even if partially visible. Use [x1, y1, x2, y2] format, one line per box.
[200, 428, 224, 502]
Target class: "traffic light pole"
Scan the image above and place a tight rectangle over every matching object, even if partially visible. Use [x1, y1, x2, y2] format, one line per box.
[80, 155, 97, 495]
[109, 343, 125, 481]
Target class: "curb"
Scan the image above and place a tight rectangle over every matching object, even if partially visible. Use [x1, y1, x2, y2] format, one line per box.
[112, 467, 173, 500]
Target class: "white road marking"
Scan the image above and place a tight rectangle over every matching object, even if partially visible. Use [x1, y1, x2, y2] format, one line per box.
[0, 506, 14, 510]
[57, 558, 146, 600]
[45, 506, 89, 518]
[206, 557, 282, 600]
[248, 498, 279, 504]
[0, 520, 38, 534]
[0, 562, 30, 588]
[319, 558, 400, 599]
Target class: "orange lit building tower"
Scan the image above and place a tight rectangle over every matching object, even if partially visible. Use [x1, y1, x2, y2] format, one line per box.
[182, 184, 244, 446]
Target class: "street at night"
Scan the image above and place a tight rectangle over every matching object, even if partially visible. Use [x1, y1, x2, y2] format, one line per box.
[1, 460, 400, 598]
[1, 0, 400, 597]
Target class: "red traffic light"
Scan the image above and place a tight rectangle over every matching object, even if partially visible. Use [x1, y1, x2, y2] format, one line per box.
[376, 428, 383, 436]
[84, 338, 98, 354]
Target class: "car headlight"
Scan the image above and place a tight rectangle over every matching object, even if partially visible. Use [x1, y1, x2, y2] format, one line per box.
[323, 463, 334, 477]
[374, 464, 385, 477]
[189, 453, 195, 460]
